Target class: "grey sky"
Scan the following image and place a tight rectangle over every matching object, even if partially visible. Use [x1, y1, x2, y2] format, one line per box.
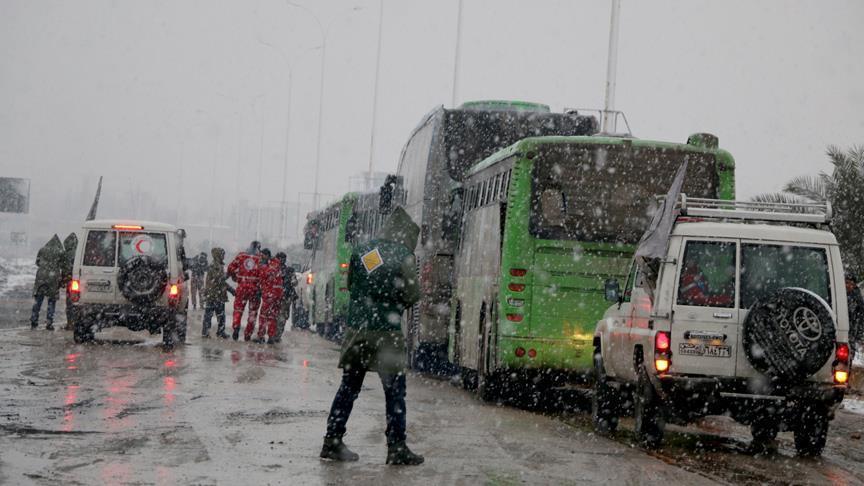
[1, 0, 862, 244]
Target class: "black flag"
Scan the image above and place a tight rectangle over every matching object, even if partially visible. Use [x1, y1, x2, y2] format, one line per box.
[86, 176, 102, 221]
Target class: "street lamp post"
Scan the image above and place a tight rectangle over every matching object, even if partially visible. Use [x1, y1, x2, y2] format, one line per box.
[451, 0, 465, 108]
[257, 39, 294, 243]
[284, 2, 364, 210]
[366, 0, 385, 191]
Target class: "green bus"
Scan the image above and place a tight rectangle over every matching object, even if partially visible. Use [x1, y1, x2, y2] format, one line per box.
[303, 191, 385, 338]
[448, 134, 735, 399]
[390, 100, 598, 372]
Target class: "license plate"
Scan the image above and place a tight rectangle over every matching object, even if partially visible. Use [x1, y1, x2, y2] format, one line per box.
[705, 345, 731, 358]
[87, 281, 111, 292]
[678, 343, 731, 358]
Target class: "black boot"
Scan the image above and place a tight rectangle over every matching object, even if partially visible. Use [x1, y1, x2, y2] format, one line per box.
[45, 322, 54, 331]
[30, 321, 37, 330]
[217, 330, 229, 339]
[386, 442, 424, 466]
[320, 437, 359, 462]
[232, 328, 240, 341]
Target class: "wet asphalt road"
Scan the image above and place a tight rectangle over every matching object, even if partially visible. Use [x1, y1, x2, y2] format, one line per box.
[0, 293, 863, 484]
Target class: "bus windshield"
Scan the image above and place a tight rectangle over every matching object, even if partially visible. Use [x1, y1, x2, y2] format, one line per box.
[530, 144, 719, 243]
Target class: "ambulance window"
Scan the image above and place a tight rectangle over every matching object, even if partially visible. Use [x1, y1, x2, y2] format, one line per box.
[677, 241, 736, 308]
[83, 230, 117, 267]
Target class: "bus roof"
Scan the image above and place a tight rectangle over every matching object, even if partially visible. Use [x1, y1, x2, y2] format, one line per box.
[466, 135, 736, 177]
[458, 100, 551, 113]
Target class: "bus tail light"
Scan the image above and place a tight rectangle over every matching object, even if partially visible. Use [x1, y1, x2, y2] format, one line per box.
[506, 313, 523, 322]
[339, 287, 348, 292]
[69, 279, 81, 302]
[339, 263, 349, 269]
[527, 348, 537, 358]
[307, 273, 314, 285]
[507, 298, 524, 307]
[515, 347, 526, 357]
[509, 268, 527, 277]
[834, 343, 851, 385]
[654, 331, 672, 374]
[508, 283, 525, 292]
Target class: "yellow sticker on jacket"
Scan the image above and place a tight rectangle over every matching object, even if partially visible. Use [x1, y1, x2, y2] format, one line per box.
[361, 248, 384, 274]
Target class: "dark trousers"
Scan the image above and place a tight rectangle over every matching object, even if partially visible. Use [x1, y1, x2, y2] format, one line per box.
[202, 302, 226, 335]
[31, 294, 56, 326]
[325, 368, 406, 446]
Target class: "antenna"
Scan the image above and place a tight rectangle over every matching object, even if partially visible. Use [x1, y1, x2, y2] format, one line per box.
[85, 176, 103, 221]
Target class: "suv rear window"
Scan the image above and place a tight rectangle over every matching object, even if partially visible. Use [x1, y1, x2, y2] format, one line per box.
[677, 241, 736, 308]
[118, 232, 168, 266]
[83, 230, 117, 267]
[740, 244, 831, 308]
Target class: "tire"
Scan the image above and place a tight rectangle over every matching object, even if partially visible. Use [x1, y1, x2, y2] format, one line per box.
[794, 404, 830, 457]
[477, 369, 499, 403]
[633, 367, 665, 448]
[743, 288, 836, 381]
[750, 417, 779, 452]
[592, 347, 619, 436]
[73, 317, 94, 344]
[117, 255, 169, 305]
[162, 312, 186, 350]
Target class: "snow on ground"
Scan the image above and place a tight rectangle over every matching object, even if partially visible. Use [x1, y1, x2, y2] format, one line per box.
[842, 398, 864, 415]
[0, 256, 36, 297]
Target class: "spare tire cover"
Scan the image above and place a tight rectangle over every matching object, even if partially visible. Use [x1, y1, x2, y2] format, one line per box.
[118, 255, 169, 305]
[742, 287, 835, 381]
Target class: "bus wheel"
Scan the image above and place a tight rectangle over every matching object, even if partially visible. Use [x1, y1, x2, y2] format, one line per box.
[477, 369, 500, 403]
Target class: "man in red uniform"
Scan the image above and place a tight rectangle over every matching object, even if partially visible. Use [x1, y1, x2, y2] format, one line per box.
[256, 249, 284, 344]
[227, 241, 262, 341]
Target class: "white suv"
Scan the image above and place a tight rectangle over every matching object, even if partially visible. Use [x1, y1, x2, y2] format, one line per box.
[68, 220, 189, 348]
[593, 197, 849, 456]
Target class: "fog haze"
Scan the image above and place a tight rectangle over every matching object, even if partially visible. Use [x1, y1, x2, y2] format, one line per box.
[1, 0, 862, 247]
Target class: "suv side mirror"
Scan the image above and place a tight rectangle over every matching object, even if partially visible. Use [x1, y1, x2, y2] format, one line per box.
[604, 278, 621, 303]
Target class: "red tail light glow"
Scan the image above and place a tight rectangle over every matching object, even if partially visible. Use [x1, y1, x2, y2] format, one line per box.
[514, 347, 526, 357]
[169, 284, 179, 297]
[655, 331, 671, 352]
[339, 263, 349, 269]
[508, 283, 525, 292]
[527, 348, 537, 358]
[306, 273, 314, 285]
[837, 343, 850, 362]
[509, 268, 527, 277]
[112, 224, 144, 230]
[69, 279, 81, 302]
[506, 313, 523, 322]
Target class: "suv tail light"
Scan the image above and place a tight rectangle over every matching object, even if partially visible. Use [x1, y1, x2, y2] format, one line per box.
[306, 273, 314, 285]
[654, 331, 672, 374]
[167, 283, 180, 308]
[69, 279, 81, 303]
[834, 343, 851, 385]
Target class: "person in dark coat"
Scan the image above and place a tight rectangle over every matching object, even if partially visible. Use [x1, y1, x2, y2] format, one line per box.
[320, 207, 423, 466]
[274, 252, 297, 343]
[202, 247, 233, 339]
[190, 252, 208, 310]
[61, 232, 78, 330]
[31, 234, 65, 330]
[846, 272, 864, 357]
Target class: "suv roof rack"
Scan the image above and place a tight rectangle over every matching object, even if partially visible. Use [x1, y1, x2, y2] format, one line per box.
[674, 194, 832, 225]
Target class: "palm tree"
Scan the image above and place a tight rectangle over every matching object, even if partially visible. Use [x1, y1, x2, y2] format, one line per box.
[753, 145, 864, 277]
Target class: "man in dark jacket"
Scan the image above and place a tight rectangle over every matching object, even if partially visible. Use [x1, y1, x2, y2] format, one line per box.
[190, 252, 208, 311]
[31, 235, 65, 330]
[274, 252, 297, 343]
[202, 247, 232, 339]
[61, 232, 78, 330]
[320, 207, 423, 466]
